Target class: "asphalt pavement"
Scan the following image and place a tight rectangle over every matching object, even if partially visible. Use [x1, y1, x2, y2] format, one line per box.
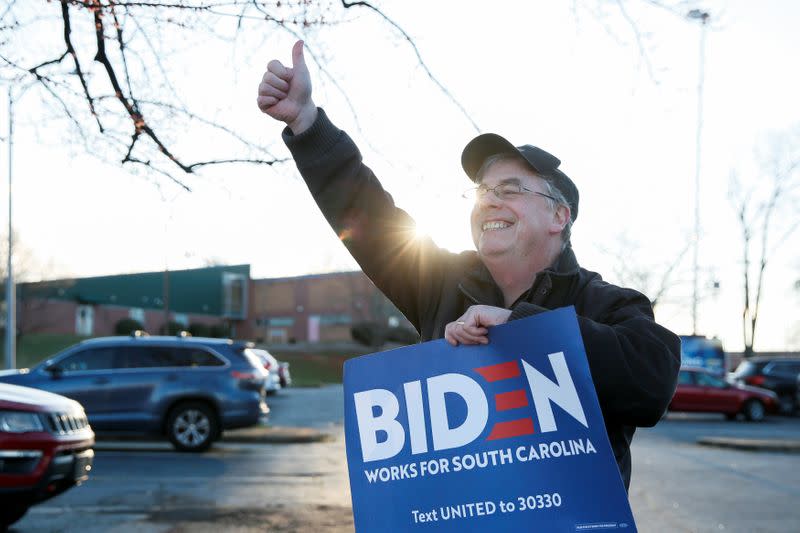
[94, 385, 342, 451]
[93, 385, 800, 453]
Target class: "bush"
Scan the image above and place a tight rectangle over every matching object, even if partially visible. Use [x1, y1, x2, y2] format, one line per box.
[188, 323, 211, 337]
[352, 322, 420, 347]
[159, 321, 186, 335]
[351, 322, 386, 347]
[115, 318, 144, 335]
[386, 326, 420, 345]
[208, 323, 231, 338]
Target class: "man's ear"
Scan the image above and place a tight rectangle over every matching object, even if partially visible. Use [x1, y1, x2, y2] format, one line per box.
[550, 204, 570, 234]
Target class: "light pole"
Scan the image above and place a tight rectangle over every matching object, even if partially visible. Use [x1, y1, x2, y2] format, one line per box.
[5, 86, 15, 370]
[688, 9, 710, 336]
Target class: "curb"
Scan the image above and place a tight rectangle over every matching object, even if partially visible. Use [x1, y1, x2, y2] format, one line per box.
[94, 425, 333, 451]
[221, 425, 334, 444]
[696, 437, 800, 453]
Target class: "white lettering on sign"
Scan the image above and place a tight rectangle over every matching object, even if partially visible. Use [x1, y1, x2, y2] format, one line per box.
[353, 353, 588, 463]
[522, 352, 587, 432]
[427, 373, 489, 452]
[403, 380, 428, 455]
[353, 388, 405, 462]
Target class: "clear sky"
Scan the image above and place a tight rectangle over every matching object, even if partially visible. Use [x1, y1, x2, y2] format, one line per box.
[3, 0, 799, 352]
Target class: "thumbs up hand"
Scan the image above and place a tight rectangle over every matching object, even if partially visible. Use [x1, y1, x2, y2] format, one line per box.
[257, 40, 317, 134]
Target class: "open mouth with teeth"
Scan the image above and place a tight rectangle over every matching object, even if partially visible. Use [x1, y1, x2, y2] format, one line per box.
[482, 221, 512, 231]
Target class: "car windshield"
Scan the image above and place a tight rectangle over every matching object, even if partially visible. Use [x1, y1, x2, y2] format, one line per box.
[695, 372, 726, 388]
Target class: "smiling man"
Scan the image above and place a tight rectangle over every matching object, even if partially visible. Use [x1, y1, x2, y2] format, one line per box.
[257, 41, 680, 490]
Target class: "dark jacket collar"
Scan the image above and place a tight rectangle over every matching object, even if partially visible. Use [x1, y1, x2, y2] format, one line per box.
[458, 245, 580, 306]
[550, 244, 580, 277]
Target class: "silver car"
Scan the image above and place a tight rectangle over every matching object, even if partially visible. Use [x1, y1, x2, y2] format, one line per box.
[251, 349, 290, 394]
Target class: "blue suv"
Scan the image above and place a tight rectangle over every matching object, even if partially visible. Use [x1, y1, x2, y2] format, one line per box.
[0, 334, 270, 452]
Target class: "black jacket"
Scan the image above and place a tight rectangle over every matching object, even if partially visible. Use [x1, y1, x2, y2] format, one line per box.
[284, 109, 680, 490]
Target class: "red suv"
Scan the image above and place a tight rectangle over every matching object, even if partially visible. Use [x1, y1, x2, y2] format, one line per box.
[0, 383, 95, 528]
[669, 368, 778, 421]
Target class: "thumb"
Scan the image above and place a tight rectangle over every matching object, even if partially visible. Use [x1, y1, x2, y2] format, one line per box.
[291, 40, 307, 71]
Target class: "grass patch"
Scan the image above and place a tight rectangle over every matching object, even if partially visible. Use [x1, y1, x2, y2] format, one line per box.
[275, 353, 346, 387]
[2, 334, 87, 369]
[269, 345, 381, 387]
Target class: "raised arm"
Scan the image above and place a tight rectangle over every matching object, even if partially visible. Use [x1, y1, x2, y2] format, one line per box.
[256, 42, 459, 334]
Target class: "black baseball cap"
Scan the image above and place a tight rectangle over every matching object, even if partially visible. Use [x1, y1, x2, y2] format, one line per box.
[461, 133, 579, 222]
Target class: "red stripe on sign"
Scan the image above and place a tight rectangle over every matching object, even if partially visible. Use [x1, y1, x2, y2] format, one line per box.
[486, 418, 535, 440]
[495, 389, 528, 411]
[475, 361, 520, 382]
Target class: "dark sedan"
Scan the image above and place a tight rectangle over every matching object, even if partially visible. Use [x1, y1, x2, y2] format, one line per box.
[730, 357, 800, 415]
[669, 368, 778, 421]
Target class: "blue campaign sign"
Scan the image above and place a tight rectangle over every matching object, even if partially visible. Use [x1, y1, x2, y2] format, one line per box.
[343, 306, 636, 532]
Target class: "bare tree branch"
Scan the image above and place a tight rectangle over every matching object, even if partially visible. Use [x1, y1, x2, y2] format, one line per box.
[340, 0, 480, 133]
[61, 0, 104, 132]
[730, 135, 800, 356]
[597, 233, 692, 310]
[614, 0, 657, 81]
[3, 0, 483, 189]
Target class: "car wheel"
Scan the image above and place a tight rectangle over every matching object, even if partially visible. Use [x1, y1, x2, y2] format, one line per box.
[0, 503, 29, 528]
[778, 394, 796, 415]
[166, 402, 218, 452]
[743, 399, 766, 422]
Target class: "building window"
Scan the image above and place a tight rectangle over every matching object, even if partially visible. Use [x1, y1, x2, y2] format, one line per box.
[319, 314, 353, 326]
[75, 305, 94, 336]
[266, 317, 295, 327]
[129, 308, 146, 324]
[222, 273, 248, 319]
[267, 328, 288, 344]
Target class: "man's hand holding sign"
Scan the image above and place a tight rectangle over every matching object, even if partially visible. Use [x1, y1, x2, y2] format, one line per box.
[445, 305, 512, 346]
[258, 41, 680, 531]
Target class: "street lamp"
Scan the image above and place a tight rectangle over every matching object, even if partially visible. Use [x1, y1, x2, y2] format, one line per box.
[687, 9, 710, 336]
[4, 80, 36, 370]
[5, 86, 15, 370]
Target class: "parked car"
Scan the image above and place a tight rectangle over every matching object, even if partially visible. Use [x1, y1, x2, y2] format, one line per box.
[250, 349, 282, 394]
[1, 383, 95, 529]
[669, 368, 778, 421]
[0, 333, 270, 452]
[252, 348, 292, 390]
[278, 360, 292, 388]
[796, 373, 800, 412]
[730, 357, 800, 415]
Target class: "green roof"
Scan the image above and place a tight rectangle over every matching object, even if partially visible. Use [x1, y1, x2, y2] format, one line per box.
[19, 264, 249, 316]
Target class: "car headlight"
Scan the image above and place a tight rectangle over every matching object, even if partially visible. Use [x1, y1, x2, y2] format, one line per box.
[0, 411, 45, 433]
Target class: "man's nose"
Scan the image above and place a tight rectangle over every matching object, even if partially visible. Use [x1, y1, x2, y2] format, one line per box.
[476, 189, 502, 209]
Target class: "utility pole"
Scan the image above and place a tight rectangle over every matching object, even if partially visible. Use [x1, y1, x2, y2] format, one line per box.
[163, 267, 170, 333]
[5, 87, 15, 370]
[688, 9, 710, 336]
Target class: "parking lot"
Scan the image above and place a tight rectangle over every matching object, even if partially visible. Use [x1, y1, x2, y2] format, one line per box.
[11, 386, 800, 532]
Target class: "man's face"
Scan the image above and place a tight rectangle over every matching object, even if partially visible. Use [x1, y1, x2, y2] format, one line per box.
[470, 158, 566, 262]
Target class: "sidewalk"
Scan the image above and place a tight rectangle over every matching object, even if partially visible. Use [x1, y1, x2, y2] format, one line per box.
[93, 424, 333, 451]
[697, 436, 800, 453]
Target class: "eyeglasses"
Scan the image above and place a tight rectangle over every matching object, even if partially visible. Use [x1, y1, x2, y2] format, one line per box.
[461, 182, 558, 203]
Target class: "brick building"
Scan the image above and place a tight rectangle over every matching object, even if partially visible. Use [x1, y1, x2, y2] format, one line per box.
[17, 265, 249, 338]
[250, 271, 406, 343]
[15, 266, 408, 344]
